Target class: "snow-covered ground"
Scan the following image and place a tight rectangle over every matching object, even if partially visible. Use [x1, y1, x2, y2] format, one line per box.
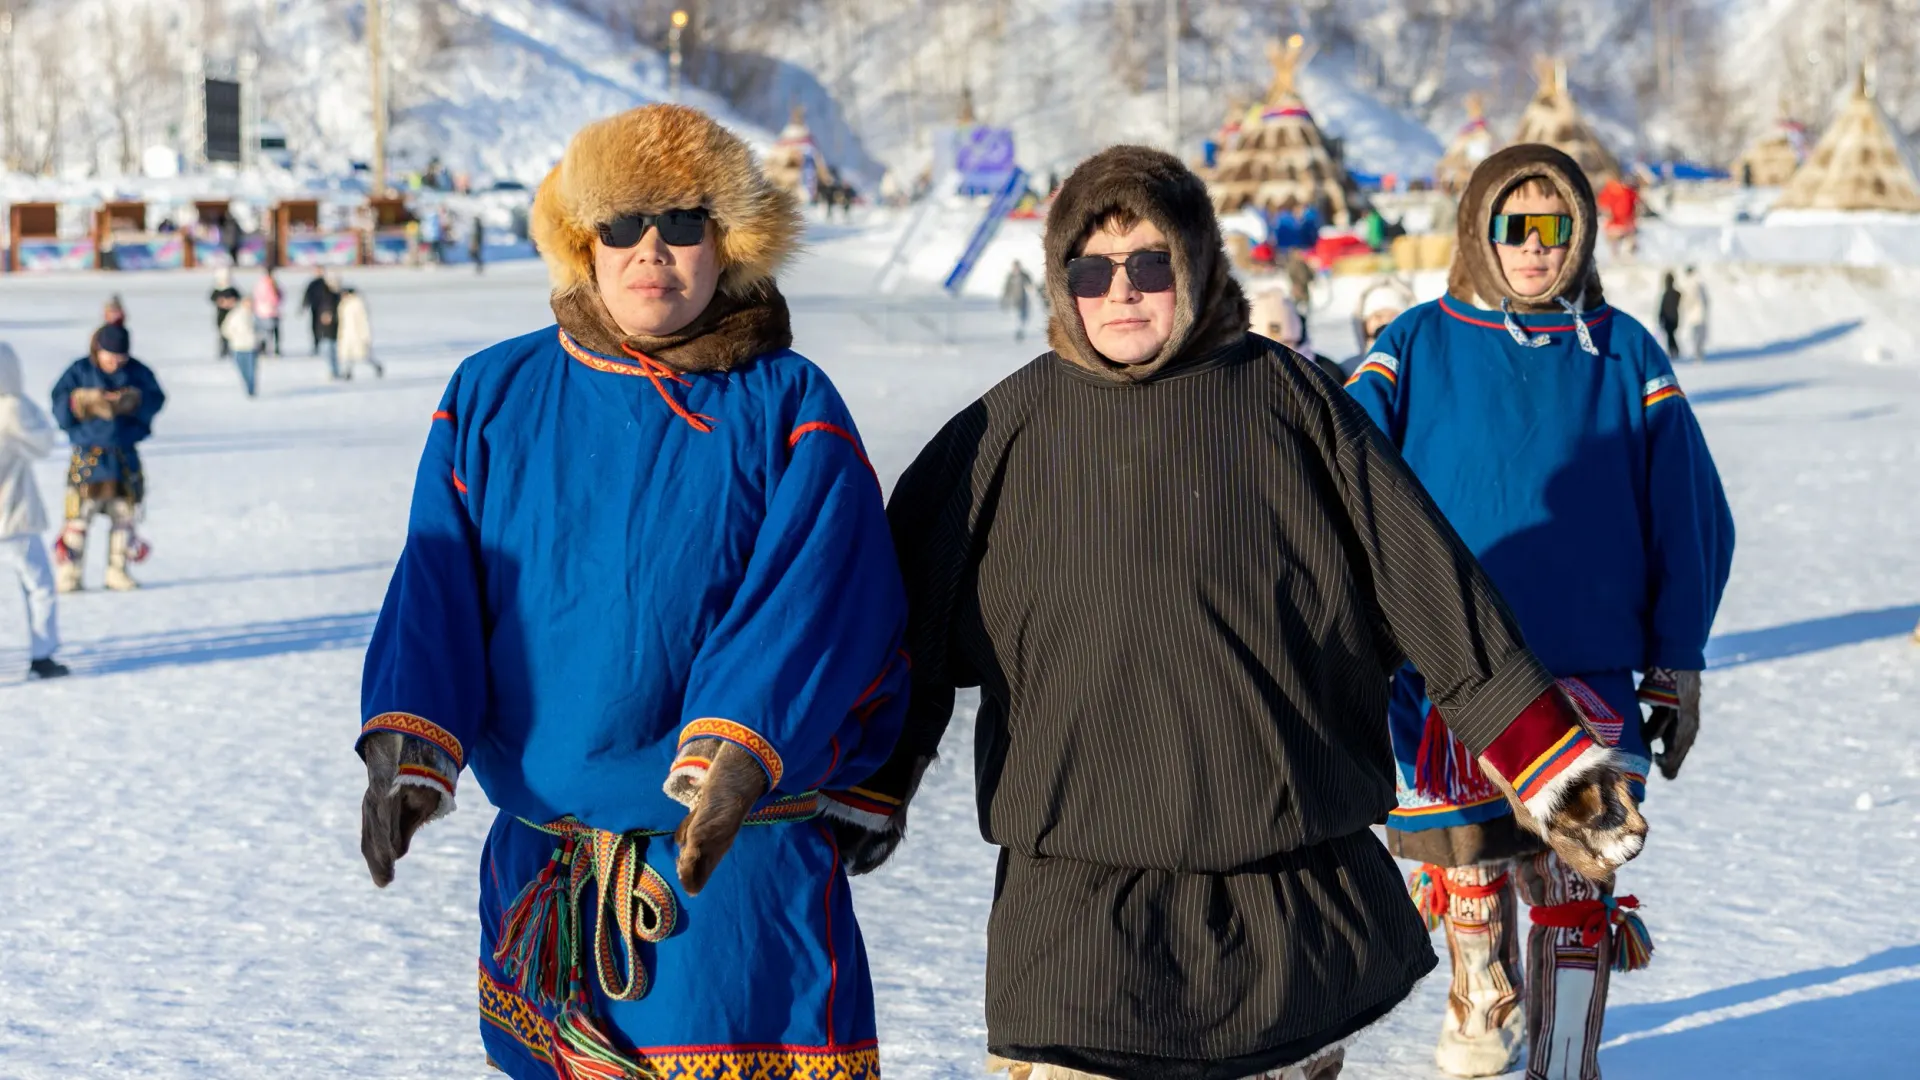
[0, 230, 1916, 1078]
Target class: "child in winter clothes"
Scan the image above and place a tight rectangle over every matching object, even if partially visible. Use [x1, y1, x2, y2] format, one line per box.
[357, 105, 907, 1080]
[1346, 145, 1734, 1080]
[222, 302, 261, 398]
[51, 324, 165, 592]
[334, 287, 381, 379]
[835, 146, 1649, 1080]
[0, 343, 67, 678]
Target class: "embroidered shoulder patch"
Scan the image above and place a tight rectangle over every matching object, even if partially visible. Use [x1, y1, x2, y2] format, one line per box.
[1346, 351, 1400, 387]
[1643, 373, 1685, 408]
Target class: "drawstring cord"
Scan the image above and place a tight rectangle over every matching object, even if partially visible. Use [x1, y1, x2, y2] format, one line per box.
[619, 344, 716, 433]
[1500, 297, 1552, 348]
[1499, 297, 1601, 356]
[1557, 296, 1601, 355]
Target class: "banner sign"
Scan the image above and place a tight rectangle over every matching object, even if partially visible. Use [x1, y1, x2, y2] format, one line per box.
[369, 230, 414, 265]
[194, 236, 270, 268]
[110, 234, 188, 271]
[954, 126, 1018, 196]
[284, 232, 360, 267]
[15, 238, 97, 271]
[945, 166, 1027, 294]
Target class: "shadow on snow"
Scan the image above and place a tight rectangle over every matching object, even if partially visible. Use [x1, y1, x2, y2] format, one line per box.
[1705, 319, 1862, 363]
[1706, 604, 1920, 668]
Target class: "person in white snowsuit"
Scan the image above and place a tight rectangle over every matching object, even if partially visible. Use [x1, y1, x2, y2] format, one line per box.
[1675, 266, 1709, 363]
[0, 343, 68, 678]
[221, 301, 261, 398]
[334, 288, 382, 379]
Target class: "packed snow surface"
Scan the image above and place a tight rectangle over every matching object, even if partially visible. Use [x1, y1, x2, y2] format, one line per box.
[0, 227, 1916, 1078]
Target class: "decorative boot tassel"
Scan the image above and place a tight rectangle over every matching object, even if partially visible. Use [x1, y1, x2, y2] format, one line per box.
[1529, 894, 1654, 973]
[493, 837, 577, 1009]
[1409, 863, 1448, 931]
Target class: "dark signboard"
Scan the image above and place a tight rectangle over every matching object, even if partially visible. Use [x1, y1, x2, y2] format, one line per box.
[205, 78, 242, 163]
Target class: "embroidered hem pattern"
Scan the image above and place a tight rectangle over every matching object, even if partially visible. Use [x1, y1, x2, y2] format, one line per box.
[677, 718, 784, 788]
[362, 711, 465, 769]
[480, 965, 882, 1080]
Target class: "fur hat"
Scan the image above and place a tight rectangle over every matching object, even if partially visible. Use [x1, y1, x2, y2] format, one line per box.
[1043, 145, 1249, 381]
[532, 104, 803, 303]
[1447, 144, 1604, 313]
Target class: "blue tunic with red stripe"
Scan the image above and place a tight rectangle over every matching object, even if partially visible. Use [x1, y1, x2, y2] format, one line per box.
[359, 326, 908, 1078]
[1347, 296, 1733, 832]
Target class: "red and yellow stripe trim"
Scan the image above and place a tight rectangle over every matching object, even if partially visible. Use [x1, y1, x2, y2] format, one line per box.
[679, 718, 784, 788]
[1345, 352, 1400, 387]
[1512, 727, 1597, 803]
[362, 711, 464, 769]
[1643, 374, 1686, 408]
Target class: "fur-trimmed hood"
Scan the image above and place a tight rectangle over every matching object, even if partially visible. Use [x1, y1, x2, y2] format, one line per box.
[1044, 145, 1249, 382]
[531, 105, 803, 371]
[1447, 144, 1606, 314]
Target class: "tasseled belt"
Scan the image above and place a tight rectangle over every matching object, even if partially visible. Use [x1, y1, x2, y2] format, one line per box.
[492, 792, 822, 1079]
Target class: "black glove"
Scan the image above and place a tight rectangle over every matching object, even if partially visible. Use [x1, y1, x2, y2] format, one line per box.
[826, 754, 935, 877]
[359, 731, 456, 887]
[1638, 668, 1701, 780]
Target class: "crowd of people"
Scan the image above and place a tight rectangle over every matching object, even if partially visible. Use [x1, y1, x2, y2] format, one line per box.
[353, 104, 1728, 1080]
[0, 259, 393, 679]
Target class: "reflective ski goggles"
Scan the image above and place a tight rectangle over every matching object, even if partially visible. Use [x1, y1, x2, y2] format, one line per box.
[1064, 250, 1176, 298]
[1489, 213, 1575, 248]
[596, 207, 711, 248]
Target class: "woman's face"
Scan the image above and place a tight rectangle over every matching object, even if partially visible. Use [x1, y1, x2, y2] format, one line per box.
[1073, 219, 1178, 366]
[593, 217, 722, 338]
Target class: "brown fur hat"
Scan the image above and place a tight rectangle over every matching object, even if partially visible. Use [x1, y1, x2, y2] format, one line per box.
[1447, 144, 1605, 313]
[531, 104, 803, 304]
[1044, 145, 1249, 381]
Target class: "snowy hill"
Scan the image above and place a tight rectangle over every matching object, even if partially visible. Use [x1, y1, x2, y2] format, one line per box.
[0, 0, 877, 190]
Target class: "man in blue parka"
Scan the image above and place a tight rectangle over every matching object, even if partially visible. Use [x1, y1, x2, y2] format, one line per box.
[50, 323, 164, 592]
[356, 105, 909, 1079]
[1347, 145, 1734, 1080]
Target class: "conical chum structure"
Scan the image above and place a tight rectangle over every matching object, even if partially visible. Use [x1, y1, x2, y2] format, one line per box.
[1733, 113, 1810, 187]
[1772, 68, 1920, 213]
[1206, 35, 1362, 226]
[763, 104, 836, 200]
[1511, 58, 1617, 184]
[1435, 92, 1500, 194]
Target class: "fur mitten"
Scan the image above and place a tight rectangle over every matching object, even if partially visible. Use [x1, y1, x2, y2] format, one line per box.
[109, 387, 144, 416]
[359, 730, 457, 887]
[666, 739, 768, 895]
[69, 388, 114, 421]
[831, 753, 935, 877]
[1479, 687, 1648, 882]
[1638, 668, 1700, 780]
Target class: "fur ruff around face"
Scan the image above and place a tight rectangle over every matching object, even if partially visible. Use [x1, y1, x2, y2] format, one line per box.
[1447, 144, 1606, 314]
[1044, 145, 1250, 381]
[532, 105, 802, 371]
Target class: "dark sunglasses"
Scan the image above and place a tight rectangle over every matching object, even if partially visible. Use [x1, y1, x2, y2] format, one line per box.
[1489, 213, 1574, 248]
[1065, 250, 1176, 298]
[596, 207, 711, 248]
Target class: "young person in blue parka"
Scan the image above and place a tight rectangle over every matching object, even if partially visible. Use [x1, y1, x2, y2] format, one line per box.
[1346, 145, 1735, 1080]
[355, 104, 909, 1080]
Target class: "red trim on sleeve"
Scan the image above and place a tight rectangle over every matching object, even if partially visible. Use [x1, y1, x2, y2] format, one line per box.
[451, 469, 468, 495]
[432, 410, 454, 422]
[1478, 687, 1589, 791]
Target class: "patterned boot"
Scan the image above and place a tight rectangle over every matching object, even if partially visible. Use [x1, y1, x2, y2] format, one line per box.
[1517, 852, 1640, 1080]
[1430, 863, 1526, 1077]
[53, 520, 87, 593]
[105, 527, 140, 592]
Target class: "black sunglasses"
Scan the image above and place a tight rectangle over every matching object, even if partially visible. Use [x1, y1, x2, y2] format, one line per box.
[596, 207, 711, 248]
[1065, 250, 1176, 298]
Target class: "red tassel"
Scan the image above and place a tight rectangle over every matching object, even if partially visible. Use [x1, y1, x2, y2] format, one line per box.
[493, 838, 574, 1009]
[1414, 705, 1497, 802]
[553, 1005, 650, 1080]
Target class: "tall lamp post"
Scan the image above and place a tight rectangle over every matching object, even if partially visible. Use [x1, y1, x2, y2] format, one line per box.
[370, 0, 388, 193]
[669, 9, 688, 102]
[2, 11, 15, 174]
